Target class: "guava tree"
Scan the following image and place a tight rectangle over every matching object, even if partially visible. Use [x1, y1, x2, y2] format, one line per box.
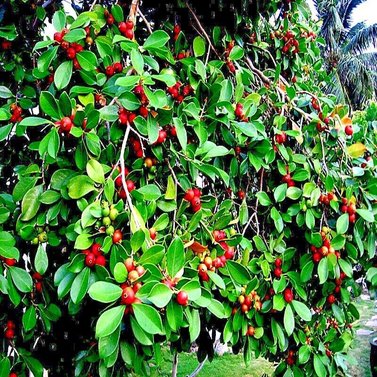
[0, 0, 376, 376]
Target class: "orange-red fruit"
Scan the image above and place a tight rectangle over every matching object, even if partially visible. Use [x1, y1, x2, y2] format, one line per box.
[125, 258, 135, 272]
[327, 294, 336, 305]
[345, 125, 353, 136]
[112, 229, 123, 244]
[4, 328, 15, 340]
[149, 227, 157, 240]
[176, 291, 189, 306]
[184, 189, 195, 201]
[121, 286, 135, 305]
[274, 267, 282, 278]
[85, 253, 96, 267]
[95, 255, 106, 266]
[283, 288, 293, 303]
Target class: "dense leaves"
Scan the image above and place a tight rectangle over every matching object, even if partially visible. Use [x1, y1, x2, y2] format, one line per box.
[0, 0, 376, 377]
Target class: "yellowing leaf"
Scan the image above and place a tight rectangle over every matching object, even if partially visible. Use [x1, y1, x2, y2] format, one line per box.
[347, 142, 366, 158]
[341, 116, 352, 126]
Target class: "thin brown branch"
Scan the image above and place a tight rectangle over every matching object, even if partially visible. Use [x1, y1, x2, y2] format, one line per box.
[129, 0, 140, 23]
[137, 9, 153, 34]
[185, 1, 221, 59]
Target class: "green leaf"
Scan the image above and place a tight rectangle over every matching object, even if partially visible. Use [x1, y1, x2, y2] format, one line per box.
[313, 355, 326, 377]
[143, 30, 170, 49]
[114, 262, 128, 283]
[132, 303, 164, 334]
[86, 160, 105, 184]
[130, 316, 153, 346]
[68, 175, 96, 199]
[70, 267, 90, 304]
[40, 91, 61, 119]
[19, 117, 51, 127]
[63, 29, 86, 43]
[9, 267, 33, 293]
[74, 233, 92, 250]
[131, 48, 144, 75]
[274, 184, 287, 202]
[38, 46, 58, 73]
[318, 257, 328, 284]
[54, 60, 73, 90]
[96, 306, 125, 338]
[207, 271, 226, 290]
[284, 304, 295, 336]
[88, 282, 123, 303]
[22, 306, 37, 332]
[166, 237, 185, 278]
[147, 283, 173, 308]
[256, 191, 272, 206]
[0, 86, 13, 98]
[208, 299, 226, 318]
[0, 357, 11, 377]
[21, 185, 43, 221]
[227, 260, 251, 285]
[135, 184, 161, 201]
[76, 51, 98, 71]
[356, 209, 374, 222]
[52, 10, 66, 32]
[193, 36, 206, 57]
[292, 300, 312, 321]
[229, 46, 244, 60]
[298, 345, 311, 364]
[336, 213, 349, 234]
[187, 308, 201, 342]
[180, 280, 201, 301]
[35, 244, 48, 275]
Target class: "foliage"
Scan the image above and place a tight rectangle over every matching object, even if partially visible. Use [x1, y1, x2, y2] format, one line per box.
[0, 1, 376, 377]
[314, 0, 377, 109]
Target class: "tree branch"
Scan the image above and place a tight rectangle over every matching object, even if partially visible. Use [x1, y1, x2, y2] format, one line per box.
[129, 0, 140, 23]
[245, 56, 271, 86]
[172, 352, 179, 377]
[186, 356, 208, 377]
[137, 9, 153, 34]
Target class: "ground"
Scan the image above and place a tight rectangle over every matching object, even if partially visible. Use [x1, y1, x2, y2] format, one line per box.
[160, 297, 376, 376]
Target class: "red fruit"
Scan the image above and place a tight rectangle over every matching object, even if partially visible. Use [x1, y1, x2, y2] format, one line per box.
[134, 84, 144, 96]
[106, 14, 115, 25]
[149, 227, 157, 240]
[235, 103, 244, 118]
[341, 197, 348, 205]
[191, 196, 201, 207]
[128, 270, 139, 282]
[220, 255, 227, 265]
[54, 32, 63, 43]
[275, 132, 287, 144]
[73, 43, 84, 52]
[66, 47, 76, 60]
[4, 258, 16, 266]
[170, 126, 177, 137]
[274, 267, 282, 278]
[35, 281, 43, 292]
[9, 372, 17, 377]
[4, 329, 14, 340]
[341, 205, 348, 213]
[176, 291, 189, 306]
[275, 258, 282, 267]
[193, 188, 201, 197]
[105, 66, 114, 77]
[126, 20, 134, 29]
[349, 213, 356, 223]
[155, 129, 167, 144]
[213, 257, 222, 269]
[95, 255, 106, 266]
[224, 247, 235, 260]
[32, 272, 43, 281]
[60, 116, 73, 133]
[282, 174, 291, 183]
[113, 62, 123, 73]
[313, 252, 322, 263]
[283, 288, 293, 303]
[347, 203, 356, 215]
[241, 304, 249, 313]
[123, 180, 134, 192]
[128, 112, 136, 125]
[125, 258, 135, 272]
[247, 326, 255, 336]
[125, 29, 134, 40]
[85, 253, 96, 267]
[177, 52, 185, 60]
[119, 22, 128, 33]
[112, 229, 123, 244]
[327, 294, 336, 305]
[91, 243, 102, 256]
[173, 24, 181, 35]
[227, 61, 236, 73]
[237, 190, 245, 200]
[61, 41, 70, 50]
[286, 356, 295, 366]
[133, 282, 142, 292]
[135, 265, 145, 277]
[345, 125, 353, 136]
[121, 286, 135, 305]
[7, 320, 15, 329]
[139, 106, 148, 118]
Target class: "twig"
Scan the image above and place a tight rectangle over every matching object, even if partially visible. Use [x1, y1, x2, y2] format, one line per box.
[129, 0, 140, 23]
[185, 1, 221, 59]
[172, 352, 179, 377]
[137, 9, 153, 34]
[120, 124, 151, 247]
[167, 161, 183, 189]
[245, 57, 271, 86]
[186, 356, 208, 377]
[89, 0, 98, 11]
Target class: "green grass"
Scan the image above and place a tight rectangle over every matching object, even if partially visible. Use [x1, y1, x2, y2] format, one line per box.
[159, 352, 274, 377]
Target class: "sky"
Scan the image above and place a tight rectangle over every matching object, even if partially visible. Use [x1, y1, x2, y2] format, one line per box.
[307, 0, 377, 25]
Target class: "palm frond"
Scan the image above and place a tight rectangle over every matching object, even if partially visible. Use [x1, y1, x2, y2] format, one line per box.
[337, 0, 368, 29]
[357, 52, 377, 70]
[320, 5, 345, 49]
[343, 23, 377, 53]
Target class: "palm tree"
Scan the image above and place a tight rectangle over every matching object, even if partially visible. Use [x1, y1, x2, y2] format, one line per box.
[313, 0, 377, 109]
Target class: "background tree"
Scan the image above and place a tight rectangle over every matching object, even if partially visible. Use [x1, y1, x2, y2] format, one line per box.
[0, 1, 376, 377]
[314, 0, 377, 109]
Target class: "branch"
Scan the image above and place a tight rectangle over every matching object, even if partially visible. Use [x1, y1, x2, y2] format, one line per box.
[172, 352, 179, 377]
[245, 57, 271, 86]
[185, 1, 221, 59]
[186, 356, 208, 377]
[129, 0, 140, 23]
[137, 9, 153, 34]
[120, 125, 151, 247]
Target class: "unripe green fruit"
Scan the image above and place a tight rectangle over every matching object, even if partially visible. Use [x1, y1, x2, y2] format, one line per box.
[95, 220, 102, 229]
[106, 225, 115, 236]
[102, 217, 112, 227]
[109, 208, 118, 221]
[38, 232, 48, 243]
[31, 237, 39, 245]
[150, 166, 157, 174]
[37, 226, 44, 234]
[302, 204, 307, 212]
[102, 207, 110, 217]
[306, 199, 312, 208]
[101, 200, 109, 209]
